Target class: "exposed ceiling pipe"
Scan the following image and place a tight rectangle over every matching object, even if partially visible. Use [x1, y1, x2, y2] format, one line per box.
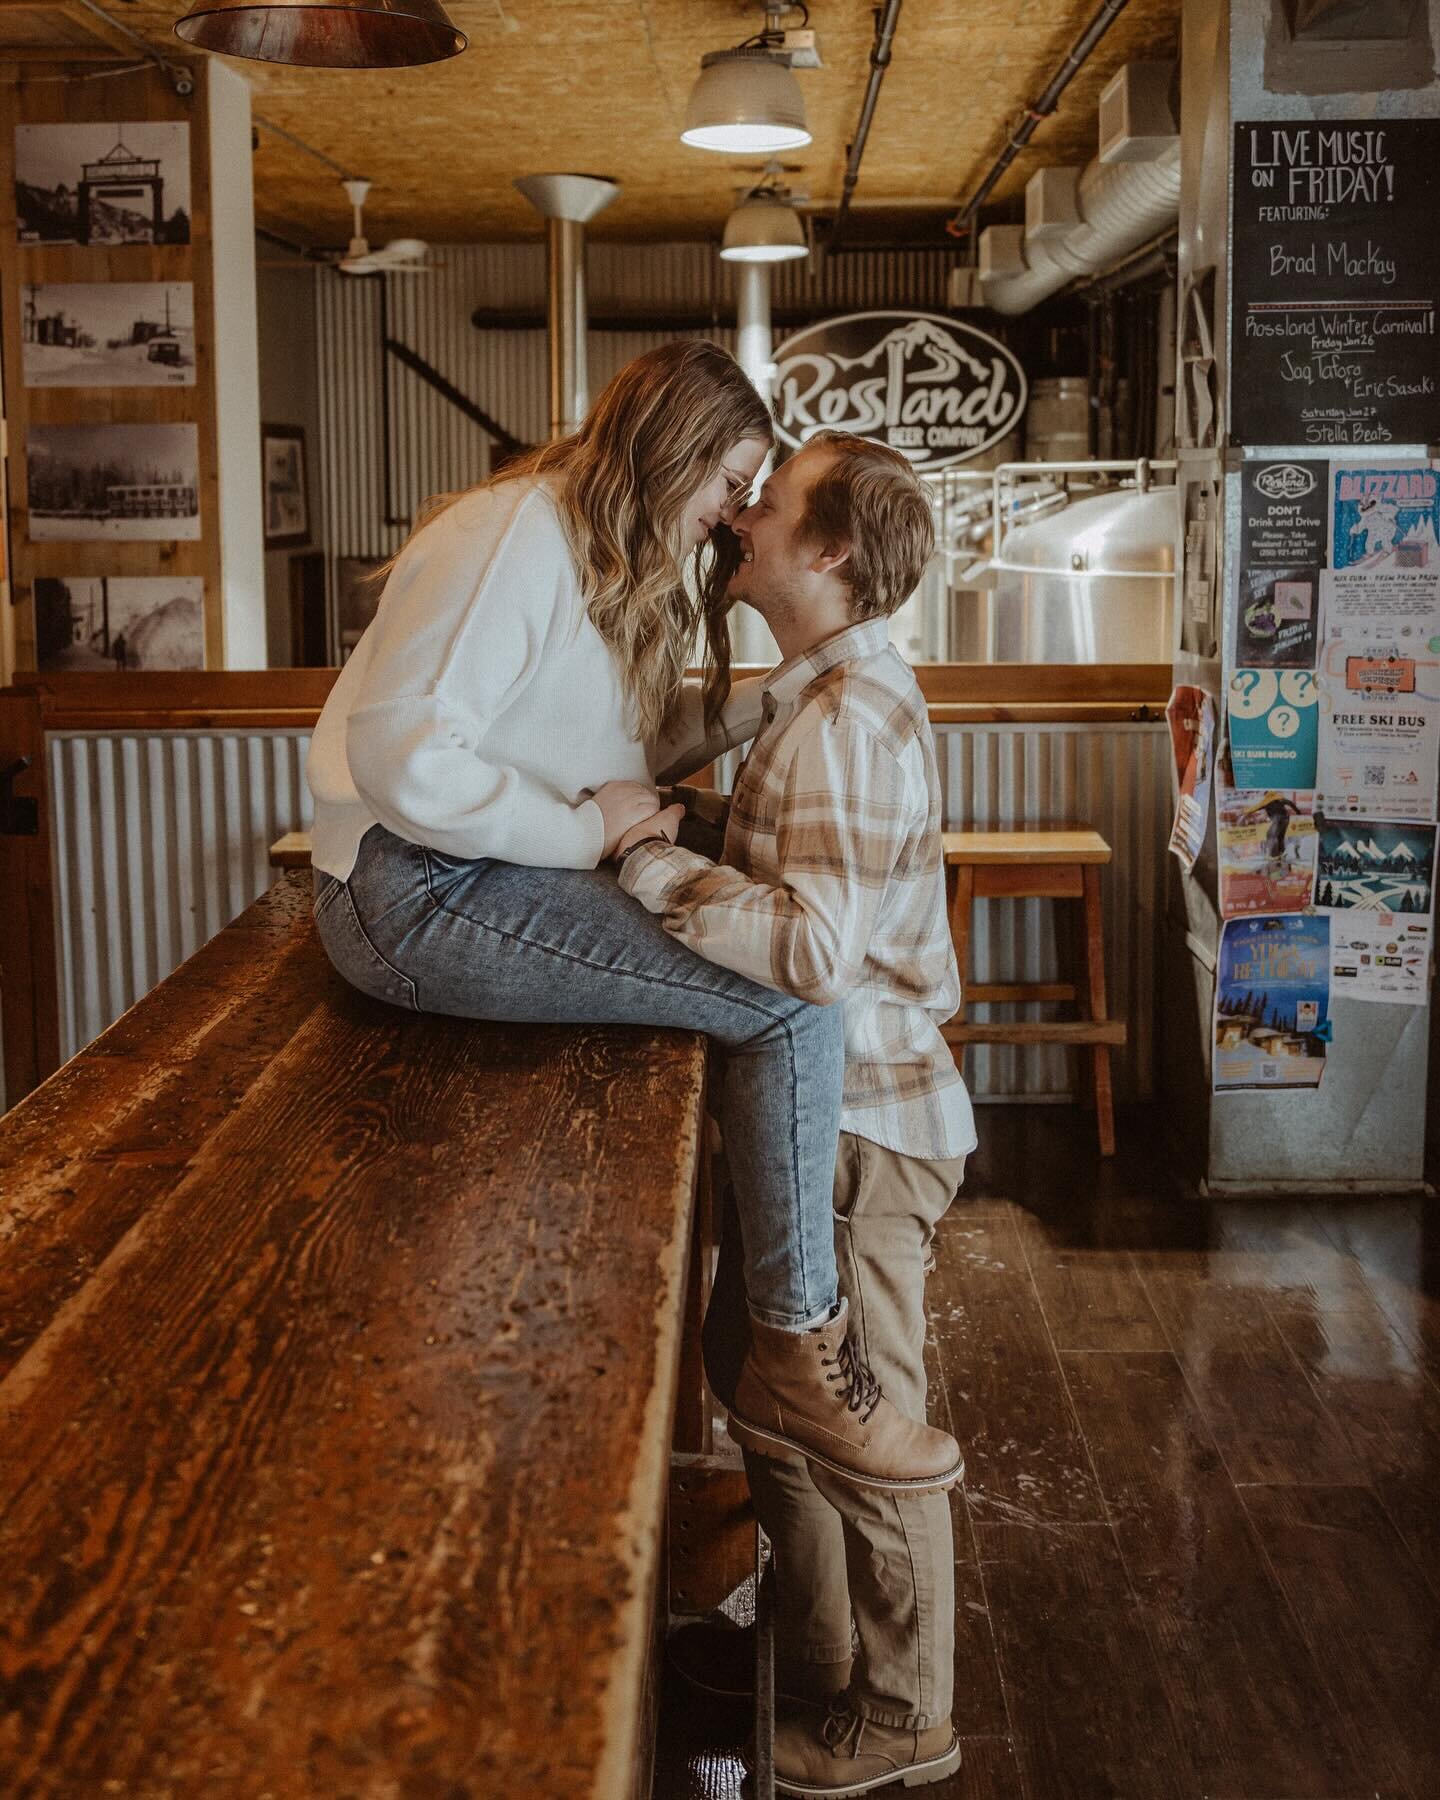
[827, 0, 902, 254]
[945, 0, 1130, 247]
[514, 174, 619, 439]
[977, 62, 1180, 317]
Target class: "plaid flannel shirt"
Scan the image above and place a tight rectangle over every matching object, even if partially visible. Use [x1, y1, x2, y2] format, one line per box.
[620, 618, 976, 1162]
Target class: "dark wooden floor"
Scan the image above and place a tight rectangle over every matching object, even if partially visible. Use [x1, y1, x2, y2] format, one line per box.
[656, 1103, 1440, 1800]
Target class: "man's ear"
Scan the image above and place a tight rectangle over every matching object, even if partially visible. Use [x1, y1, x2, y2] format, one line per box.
[809, 539, 852, 577]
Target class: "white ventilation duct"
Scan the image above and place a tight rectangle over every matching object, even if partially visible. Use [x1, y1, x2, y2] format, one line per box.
[979, 63, 1180, 316]
[514, 173, 619, 438]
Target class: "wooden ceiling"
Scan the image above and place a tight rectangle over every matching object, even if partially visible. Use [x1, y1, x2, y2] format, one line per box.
[7, 1, 1181, 249]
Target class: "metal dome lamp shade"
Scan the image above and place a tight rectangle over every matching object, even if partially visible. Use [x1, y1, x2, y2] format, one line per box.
[682, 48, 811, 153]
[721, 190, 808, 261]
[173, 0, 466, 69]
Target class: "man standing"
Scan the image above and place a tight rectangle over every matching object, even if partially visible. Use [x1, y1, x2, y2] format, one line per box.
[613, 432, 975, 1795]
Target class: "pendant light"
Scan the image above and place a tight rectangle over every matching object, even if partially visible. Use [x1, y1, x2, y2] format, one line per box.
[682, 3, 813, 154]
[721, 186, 808, 262]
[173, 0, 466, 68]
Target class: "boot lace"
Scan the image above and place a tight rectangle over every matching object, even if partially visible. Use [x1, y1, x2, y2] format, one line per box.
[821, 1333, 882, 1424]
[820, 1704, 864, 1752]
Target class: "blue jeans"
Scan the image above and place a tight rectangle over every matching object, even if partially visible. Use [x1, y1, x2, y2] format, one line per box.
[312, 825, 843, 1329]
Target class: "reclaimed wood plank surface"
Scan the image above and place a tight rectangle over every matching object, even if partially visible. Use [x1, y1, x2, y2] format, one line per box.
[0, 876, 708, 1799]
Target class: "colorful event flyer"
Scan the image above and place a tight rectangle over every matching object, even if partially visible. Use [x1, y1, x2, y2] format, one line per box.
[1214, 914, 1331, 1093]
[1217, 788, 1317, 917]
[1330, 463, 1440, 573]
[1315, 642, 1440, 820]
[1235, 565, 1318, 668]
[1227, 668, 1319, 787]
[1166, 685, 1216, 872]
[1329, 915, 1432, 1006]
[1313, 816, 1436, 916]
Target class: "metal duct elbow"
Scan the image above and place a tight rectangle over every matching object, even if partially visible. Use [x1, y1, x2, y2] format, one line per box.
[980, 140, 1180, 314]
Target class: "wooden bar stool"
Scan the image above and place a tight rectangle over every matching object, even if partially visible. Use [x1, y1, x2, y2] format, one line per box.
[942, 828, 1126, 1156]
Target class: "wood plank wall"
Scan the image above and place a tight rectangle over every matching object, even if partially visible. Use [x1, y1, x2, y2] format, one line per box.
[0, 57, 220, 680]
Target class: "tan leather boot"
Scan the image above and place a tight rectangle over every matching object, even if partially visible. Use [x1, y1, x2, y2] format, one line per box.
[762, 1703, 962, 1795]
[728, 1300, 964, 1495]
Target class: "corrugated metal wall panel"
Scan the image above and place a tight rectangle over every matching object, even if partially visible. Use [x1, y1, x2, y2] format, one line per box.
[41, 718, 1163, 1096]
[314, 242, 955, 566]
[47, 731, 313, 1063]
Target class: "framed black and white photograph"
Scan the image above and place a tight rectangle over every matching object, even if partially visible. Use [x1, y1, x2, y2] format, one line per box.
[15, 122, 191, 246]
[263, 424, 310, 549]
[27, 422, 201, 541]
[22, 282, 195, 388]
[34, 575, 204, 672]
[335, 554, 386, 660]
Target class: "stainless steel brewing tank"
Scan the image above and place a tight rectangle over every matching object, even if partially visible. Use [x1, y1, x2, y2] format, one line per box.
[952, 485, 1176, 663]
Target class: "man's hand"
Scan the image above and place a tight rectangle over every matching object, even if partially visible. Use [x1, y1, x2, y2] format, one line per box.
[592, 779, 664, 857]
[615, 803, 685, 859]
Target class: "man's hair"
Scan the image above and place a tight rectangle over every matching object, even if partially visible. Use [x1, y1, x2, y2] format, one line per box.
[797, 431, 936, 620]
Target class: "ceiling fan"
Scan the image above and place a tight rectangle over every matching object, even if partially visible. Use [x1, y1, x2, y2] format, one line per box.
[335, 178, 431, 276]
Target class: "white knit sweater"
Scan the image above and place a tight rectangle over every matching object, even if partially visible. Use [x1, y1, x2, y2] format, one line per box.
[308, 476, 762, 881]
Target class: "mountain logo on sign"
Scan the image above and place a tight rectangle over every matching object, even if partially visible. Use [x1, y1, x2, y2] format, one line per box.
[770, 310, 1027, 472]
[1255, 463, 1317, 501]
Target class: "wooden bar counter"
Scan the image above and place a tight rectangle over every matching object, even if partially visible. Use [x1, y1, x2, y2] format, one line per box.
[0, 872, 707, 1797]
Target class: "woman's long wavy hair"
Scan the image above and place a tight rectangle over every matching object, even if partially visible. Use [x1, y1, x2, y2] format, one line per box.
[402, 341, 771, 743]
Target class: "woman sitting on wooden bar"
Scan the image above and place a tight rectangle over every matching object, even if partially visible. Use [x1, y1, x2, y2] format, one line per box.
[305, 342, 961, 1495]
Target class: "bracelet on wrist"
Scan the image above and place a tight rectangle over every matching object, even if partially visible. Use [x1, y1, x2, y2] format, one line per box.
[614, 835, 667, 868]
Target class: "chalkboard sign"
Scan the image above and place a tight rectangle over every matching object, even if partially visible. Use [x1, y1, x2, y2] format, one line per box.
[1232, 119, 1440, 448]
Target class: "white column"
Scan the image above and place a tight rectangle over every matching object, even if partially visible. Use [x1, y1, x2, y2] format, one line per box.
[730, 260, 779, 667]
[207, 61, 266, 667]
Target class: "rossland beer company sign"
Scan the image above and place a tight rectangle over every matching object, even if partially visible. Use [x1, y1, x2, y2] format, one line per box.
[770, 310, 1027, 471]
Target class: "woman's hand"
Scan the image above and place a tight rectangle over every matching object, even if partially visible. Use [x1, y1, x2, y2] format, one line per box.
[614, 804, 685, 860]
[592, 779, 664, 856]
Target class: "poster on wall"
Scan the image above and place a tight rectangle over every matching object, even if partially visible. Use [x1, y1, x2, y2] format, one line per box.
[1227, 668, 1319, 787]
[15, 123, 190, 246]
[1230, 120, 1440, 447]
[1166, 686, 1216, 872]
[1313, 815, 1435, 916]
[1315, 645, 1439, 819]
[1330, 463, 1440, 574]
[1217, 788, 1317, 917]
[33, 575, 203, 671]
[26, 422, 200, 541]
[1241, 458, 1328, 569]
[22, 283, 195, 388]
[1329, 916, 1432, 1005]
[1214, 914, 1331, 1092]
[1235, 565, 1319, 667]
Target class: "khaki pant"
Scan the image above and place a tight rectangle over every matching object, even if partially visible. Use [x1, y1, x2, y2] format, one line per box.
[703, 1131, 967, 1731]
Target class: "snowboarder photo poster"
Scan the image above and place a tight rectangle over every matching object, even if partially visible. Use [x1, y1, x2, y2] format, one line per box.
[1214, 914, 1331, 1093]
[1217, 789, 1317, 917]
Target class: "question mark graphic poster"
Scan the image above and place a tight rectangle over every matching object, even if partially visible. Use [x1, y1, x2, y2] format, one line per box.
[1228, 669, 1319, 788]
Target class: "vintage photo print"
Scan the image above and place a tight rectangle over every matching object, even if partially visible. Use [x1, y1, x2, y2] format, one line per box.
[15, 122, 191, 246]
[262, 425, 310, 548]
[22, 282, 195, 388]
[27, 422, 201, 541]
[34, 575, 204, 672]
